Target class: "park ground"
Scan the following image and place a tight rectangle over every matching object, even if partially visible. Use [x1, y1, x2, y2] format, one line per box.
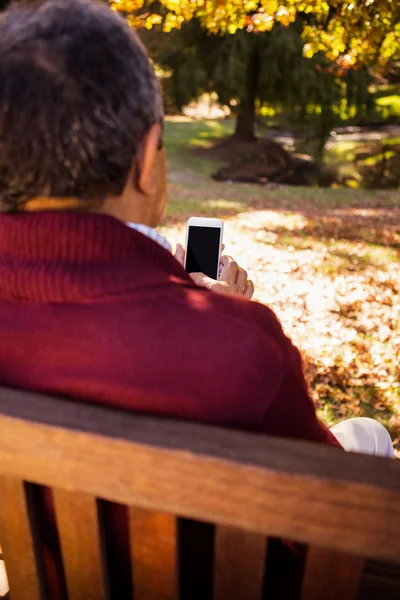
[160, 118, 400, 454]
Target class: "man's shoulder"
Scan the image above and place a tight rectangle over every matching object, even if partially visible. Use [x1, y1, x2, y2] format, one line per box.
[181, 285, 284, 334]
[163, 284, 289, 363]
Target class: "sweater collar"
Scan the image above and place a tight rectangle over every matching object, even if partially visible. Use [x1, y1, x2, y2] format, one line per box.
[0, 212, 190, 303]
[126, 222, 172, 253]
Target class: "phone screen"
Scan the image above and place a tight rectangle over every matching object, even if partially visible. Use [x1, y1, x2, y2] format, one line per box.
[186, 226, 221, 279]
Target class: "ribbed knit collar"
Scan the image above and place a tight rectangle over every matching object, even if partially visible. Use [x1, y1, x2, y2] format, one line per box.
[126, 222, 172, 252]
[0, 212, 190, 303]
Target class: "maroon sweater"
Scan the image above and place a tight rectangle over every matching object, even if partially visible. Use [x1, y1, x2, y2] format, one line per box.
[0, 212, 339, 597]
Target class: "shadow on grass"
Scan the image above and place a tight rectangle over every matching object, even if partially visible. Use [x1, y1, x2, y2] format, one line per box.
[246, 206, 400, 262]
[298, 207, 400, 249]
[259, 229, 399, 273]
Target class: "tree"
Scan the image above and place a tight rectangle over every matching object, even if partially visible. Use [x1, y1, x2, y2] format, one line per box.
[143, 19, 373, 144]
[112, 0, 398, 141]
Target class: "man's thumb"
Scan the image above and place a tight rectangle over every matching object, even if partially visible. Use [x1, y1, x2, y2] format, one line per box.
[174, 244, 185, 266]
[190, 272, 211, 288]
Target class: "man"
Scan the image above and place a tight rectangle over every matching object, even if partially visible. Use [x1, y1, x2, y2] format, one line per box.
[0, 0, 393, 597]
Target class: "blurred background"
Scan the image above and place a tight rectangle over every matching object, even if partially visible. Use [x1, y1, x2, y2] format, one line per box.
[114, 0, 400, 190]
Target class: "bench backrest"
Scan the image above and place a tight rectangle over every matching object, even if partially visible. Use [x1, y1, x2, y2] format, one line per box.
[0, 386, 399, 600]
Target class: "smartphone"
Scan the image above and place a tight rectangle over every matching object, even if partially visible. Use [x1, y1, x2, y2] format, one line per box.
[185, 217, 224, 280]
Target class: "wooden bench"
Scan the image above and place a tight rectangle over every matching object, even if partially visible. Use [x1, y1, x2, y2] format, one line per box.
[0, 385, 399, 600]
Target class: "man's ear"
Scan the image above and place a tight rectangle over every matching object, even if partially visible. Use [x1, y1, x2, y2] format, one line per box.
[136, 123, 162, 196]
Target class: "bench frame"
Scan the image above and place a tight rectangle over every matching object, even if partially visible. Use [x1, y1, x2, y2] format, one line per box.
[0, 386, 399, 600]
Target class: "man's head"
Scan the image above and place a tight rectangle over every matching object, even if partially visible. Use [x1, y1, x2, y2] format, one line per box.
[0, 0, 166, 226]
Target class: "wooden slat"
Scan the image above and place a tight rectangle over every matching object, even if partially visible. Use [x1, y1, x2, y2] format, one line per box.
[53, 488, 107, 600]
[129, 507, 177, 600]
[0, 387, 400, 563]
[214, 526, 266, 600]
[0, 477, 42, 600]
[301, 547, 364, 600]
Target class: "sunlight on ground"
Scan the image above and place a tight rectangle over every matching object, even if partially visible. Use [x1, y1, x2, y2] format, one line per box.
[163, 208, 400, 448]
[162, 119, 400, 453]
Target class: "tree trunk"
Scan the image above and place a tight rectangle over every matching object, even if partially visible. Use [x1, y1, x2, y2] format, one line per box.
[234, 45, 260, 143]
[235, 103, 257, 142]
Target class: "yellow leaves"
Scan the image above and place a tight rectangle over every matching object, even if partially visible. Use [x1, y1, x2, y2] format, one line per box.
[110, 0, 144, 10]
[300, 0, 400, 68]
[278, 5, 297, 27]
[163, 13, 185, 32]
[302, 43, 313, 59]
[260, 0, 279, 14]
[111, 0, 400, 67]
[250, 13, 275, 32]
[112, 0, 296, 35]
[379, 22, 400, 65]
[144, 13, 163, 29]
[162, 0, 197, 19]
[296, 0, 329, 16]
[244, 0, 258, 11]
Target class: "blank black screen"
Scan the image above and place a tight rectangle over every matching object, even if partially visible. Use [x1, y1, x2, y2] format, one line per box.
[186, 226, 221, 279]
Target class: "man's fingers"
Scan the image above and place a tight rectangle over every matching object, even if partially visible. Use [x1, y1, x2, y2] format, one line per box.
[244, 280, 255, 299]
[191, 268, 254, 299]
[235, 267, 248, 291]
[188, 253, 254, 300]
[219, 256, 238, 284]
[190, 272, 205, 285]
[174, 243, 185, 266]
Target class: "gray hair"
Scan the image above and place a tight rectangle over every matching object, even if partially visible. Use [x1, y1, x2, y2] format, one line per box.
[0, 0, 163, 210]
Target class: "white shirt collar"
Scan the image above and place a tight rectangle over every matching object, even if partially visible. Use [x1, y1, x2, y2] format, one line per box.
[126, 222, 172, 253]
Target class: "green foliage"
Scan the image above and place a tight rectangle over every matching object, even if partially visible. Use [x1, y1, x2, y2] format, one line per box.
[151, 19, 375, 149]
[374, 85, 400, 120]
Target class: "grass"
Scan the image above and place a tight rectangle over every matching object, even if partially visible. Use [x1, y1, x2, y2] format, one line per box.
[373, 84, 400, 118]
[165, 115, 400, 190]
[161, 117, 400, 453]
[165, 117, 233, 176]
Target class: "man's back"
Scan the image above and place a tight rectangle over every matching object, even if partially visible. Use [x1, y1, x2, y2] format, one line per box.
[0, 211, 336, 445]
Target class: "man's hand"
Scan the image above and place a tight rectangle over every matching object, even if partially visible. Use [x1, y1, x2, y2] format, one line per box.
[175, 244, 255, 300]
[191, 256, 255, 299]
